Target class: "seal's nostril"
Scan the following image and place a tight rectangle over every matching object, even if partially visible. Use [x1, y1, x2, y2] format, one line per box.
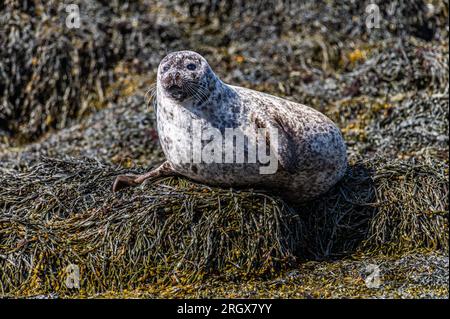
[175, 72, 180, 80]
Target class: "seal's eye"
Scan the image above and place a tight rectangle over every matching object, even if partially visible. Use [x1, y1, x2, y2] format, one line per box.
[186, 63, 196, 71]
[162, 64, 170, 72]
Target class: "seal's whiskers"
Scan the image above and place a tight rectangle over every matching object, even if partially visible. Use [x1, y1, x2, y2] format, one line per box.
[145, 83, 157, 110]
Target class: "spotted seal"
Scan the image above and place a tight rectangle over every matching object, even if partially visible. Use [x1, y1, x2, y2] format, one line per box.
[112, 50, 347, 202]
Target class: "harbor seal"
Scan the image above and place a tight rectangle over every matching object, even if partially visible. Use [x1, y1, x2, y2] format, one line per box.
[112, 50, 347, 202]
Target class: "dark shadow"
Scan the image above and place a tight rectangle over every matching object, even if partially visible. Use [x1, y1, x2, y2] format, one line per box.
[289, 162, 377, 261]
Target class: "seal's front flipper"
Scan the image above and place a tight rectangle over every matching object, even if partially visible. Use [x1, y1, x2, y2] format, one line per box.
[112, 161, 178, 192]
[112, 175, 139, 192]
[134, 161, 178, 184]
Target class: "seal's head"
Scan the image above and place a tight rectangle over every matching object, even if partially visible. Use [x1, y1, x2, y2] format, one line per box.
[157, 50, 215, 102]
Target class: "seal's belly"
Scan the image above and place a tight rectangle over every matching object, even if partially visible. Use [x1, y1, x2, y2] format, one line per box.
[157, 115, 265, 185]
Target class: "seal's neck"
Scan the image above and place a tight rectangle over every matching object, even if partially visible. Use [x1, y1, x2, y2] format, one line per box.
[184, 78, 235, 119]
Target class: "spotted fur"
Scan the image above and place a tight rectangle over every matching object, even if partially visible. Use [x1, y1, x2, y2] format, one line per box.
[155, 50, 347, 202]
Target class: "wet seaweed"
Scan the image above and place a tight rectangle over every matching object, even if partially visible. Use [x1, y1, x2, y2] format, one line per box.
[0, 155, 447, 296]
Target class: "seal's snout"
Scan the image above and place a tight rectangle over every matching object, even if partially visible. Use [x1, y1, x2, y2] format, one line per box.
[163, 72, 181, 87]
[161, 72, 187, 100]
[168, 84, 182, 92]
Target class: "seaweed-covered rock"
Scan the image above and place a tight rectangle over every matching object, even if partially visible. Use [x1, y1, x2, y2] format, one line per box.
[0, 155, 447, 296]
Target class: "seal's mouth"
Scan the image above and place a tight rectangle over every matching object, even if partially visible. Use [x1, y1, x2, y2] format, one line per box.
[167, 84, 185, 100]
